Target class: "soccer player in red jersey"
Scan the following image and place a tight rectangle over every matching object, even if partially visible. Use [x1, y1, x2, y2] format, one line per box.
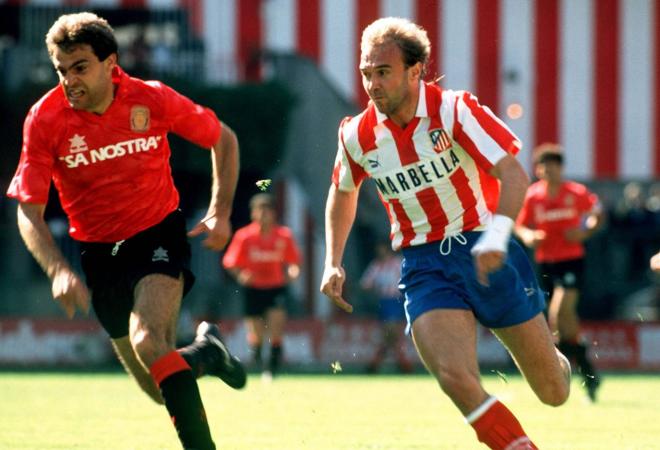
[222, 193, 301, 380]
[320, 17, 570, 450]
[516, 143, 603, 401]
[6, 12, 245, 450]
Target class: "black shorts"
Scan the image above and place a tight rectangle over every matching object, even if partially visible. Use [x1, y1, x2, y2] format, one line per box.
[244, 286, 288, 317]
[538, 258, 585, 295]
[80, 209, 195, 339]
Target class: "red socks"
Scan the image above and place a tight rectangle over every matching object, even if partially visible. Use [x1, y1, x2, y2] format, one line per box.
[466, 397, 537, 450]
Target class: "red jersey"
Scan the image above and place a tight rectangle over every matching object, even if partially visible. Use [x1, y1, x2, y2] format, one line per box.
[517, 180, 599, 263]
[222, 222, 301, 289]
[6, 67, 221, 242]
[333, 82, 521, 250]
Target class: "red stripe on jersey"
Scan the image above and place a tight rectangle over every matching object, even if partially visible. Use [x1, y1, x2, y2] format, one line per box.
[357, 106, 378, 153]
[356, 0, 380, 108]
[655, 3, 660, 176]
[462, 92, 520, 155]
[297, 0, 320, 62]
[475, 0, 500, 115]
[425, 82, 443, 119]
[534, 0, 559, 145]
[390, 198, 416, 248]
[416, 0, 441, 81]
[416, 186, 448, 242]
[338, 120, 369, 187]
[594, 0, 619, 178]
[377, 191, 396, 242]
[450, 167, 481, 229]
[238, 0, 263, 81]
[384, 117, 422, 166]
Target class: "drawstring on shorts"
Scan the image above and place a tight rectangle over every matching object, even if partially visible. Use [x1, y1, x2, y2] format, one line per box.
[439, 232, 467, 255]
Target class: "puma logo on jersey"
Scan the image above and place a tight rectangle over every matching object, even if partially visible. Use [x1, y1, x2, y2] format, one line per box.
[368, 155, 381, 168]
[152, 247, 169, 262]
[59, 135, 162, 169]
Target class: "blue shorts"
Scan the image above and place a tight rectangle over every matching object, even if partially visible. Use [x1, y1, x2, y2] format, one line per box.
[399, 232, 545, 333]
[377, 297, 406, 322]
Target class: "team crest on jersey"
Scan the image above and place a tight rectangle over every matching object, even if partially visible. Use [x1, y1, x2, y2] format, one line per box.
[130, 105, 150, 132]
[68, 134, 88, 153]
[429, 128, 452, 153]
[564, 194, 575, 206]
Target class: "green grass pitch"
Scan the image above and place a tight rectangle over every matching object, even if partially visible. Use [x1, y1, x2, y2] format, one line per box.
[0, 371, 658, 449]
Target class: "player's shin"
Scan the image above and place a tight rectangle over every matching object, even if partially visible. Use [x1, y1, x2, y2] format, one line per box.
[150, 351, 216, 450]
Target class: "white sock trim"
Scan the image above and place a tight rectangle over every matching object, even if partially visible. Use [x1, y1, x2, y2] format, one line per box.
[465, 396, 499, 424]
[504, 436, 533, 450]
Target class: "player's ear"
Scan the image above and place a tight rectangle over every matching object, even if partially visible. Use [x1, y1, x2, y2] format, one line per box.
[409, 62, 422, 81]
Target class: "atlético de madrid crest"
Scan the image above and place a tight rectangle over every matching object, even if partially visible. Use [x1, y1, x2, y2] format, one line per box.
[429, 128, 452, 153]
[130, 105, 150, 132]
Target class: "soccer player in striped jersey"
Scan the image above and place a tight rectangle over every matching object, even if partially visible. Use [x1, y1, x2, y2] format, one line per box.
[320, 17, 571, 450]
[6, 12, 244, 450]
[516, 143, 603, 401]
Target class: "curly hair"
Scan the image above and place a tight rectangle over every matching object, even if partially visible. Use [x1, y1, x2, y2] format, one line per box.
[46, 12, 118, 61]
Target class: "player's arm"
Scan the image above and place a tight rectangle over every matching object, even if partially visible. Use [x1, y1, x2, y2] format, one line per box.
[472, 154, 530, 285]
[514, 223, 546, 249]
[16, 202, 89, 318]
[320, 184, 359, 313]
[565, 205, 604, 242]
[189, 122, 240, 251]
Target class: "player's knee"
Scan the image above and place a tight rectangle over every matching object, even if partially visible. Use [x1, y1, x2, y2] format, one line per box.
[538, 382, 570, 407]
[434, 366, 479, 400]
[130, 325, 168, 365]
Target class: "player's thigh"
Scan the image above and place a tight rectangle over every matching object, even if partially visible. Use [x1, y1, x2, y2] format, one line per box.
[130, 273, 184, 356]
[245, 316, 266, 340]
[111, 336, 163, 404]
[492, 313, 569, 405]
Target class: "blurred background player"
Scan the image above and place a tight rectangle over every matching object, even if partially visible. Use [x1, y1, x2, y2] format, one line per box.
[651, 251, 660, 273]
[223, 193, 301, 380]
[515, 143, 603, 401]
[321, 17, 571, 450]
[360, 242, 412, 374]
[5, 12, 245, 450]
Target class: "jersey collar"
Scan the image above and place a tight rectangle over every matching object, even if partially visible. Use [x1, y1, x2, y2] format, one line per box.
[374, 81, 428, 123]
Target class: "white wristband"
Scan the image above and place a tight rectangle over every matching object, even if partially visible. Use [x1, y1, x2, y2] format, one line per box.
[471, 214, 514, 255]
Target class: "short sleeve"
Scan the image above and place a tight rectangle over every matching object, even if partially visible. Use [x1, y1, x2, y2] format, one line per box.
[451, 91, 522, 172]
[331, 118, 368, 191]
[157, 82, 222, 149]
[6, 107, 55, 204]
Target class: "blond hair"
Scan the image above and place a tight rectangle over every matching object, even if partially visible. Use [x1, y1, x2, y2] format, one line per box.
[361, 17, 431, 76]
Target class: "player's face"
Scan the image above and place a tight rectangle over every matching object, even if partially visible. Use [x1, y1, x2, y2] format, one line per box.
[360, 42, 420, 118]
[251, 205, 276, 227]
[535, 160, 563, 183]
[51, 44, 117, 114]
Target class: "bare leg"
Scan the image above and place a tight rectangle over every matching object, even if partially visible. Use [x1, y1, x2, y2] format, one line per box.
[111, 336, 163, 404]
[492, 313, 571, 406]
[411, 309, 487, 415]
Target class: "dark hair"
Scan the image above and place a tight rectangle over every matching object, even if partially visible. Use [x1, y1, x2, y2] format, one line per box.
[46, 12, 118, 61]
[249, 193, 276, 210]
[533, 142, 564, 165]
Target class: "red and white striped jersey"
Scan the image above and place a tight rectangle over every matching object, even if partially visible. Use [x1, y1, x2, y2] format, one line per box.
[332, 82, 521, 250]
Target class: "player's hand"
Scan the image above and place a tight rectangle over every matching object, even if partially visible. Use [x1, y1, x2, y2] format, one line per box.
[188, 214, 232, 251]
[51, 267, 90, 319]
[320, 265, 353, 313]
[473, 250, 505, 286]
[650, 251, 660, 273]
[237, 270, 253, 285]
